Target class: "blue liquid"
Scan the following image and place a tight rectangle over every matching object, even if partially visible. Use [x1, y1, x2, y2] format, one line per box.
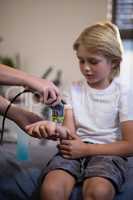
[16, 131, 29, 161]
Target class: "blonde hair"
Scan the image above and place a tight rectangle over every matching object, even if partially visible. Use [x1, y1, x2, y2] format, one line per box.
[73, 21, 123, 79]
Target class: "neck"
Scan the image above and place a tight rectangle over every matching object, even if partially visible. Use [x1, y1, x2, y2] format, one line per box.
[87, 79, 111, 90]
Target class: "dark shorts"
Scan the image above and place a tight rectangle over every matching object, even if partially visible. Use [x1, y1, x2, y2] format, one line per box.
[41, 153, 128, 192]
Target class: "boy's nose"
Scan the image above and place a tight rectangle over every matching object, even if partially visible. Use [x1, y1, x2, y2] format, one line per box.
[84, 64, 91, 71]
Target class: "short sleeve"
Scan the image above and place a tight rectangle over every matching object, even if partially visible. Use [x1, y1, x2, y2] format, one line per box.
[61, 83, 73, 110]
[119, 84, 133, 122]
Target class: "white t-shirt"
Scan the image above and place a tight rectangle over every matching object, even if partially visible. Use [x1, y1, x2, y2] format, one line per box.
[63, 78, 133, 144]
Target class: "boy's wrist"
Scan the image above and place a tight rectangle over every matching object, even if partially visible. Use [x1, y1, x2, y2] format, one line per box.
[83, 142, 93, 156]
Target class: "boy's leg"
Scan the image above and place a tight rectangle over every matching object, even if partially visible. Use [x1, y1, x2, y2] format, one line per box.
[82, 176, 115, 200]
[41, 169, 76, 200]
[82, 155, 127, 200]
[39, 153, 81, 200]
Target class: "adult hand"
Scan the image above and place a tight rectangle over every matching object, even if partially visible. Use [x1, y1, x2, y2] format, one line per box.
[26, 77, 61, 106]
[25, 121, 58, 139]
[25, 122, 71, 140]
[0, 64, 61, 106]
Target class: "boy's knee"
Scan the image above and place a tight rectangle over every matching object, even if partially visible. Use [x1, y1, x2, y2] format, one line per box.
[41, 180, 64, 199]
[83, 179, 115, 200]
[40, 170, 75, 199]
[41, 180, 62, 195]
[84, 186, 113, 200]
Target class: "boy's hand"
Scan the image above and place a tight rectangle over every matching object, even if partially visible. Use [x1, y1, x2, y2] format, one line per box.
[55, 125, 72, 140]
[58, 134, 88, 159]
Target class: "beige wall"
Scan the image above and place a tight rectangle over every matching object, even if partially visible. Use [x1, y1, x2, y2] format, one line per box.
[0, 0, 108, 83]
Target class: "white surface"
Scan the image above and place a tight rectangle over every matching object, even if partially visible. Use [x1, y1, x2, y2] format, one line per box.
[0, 0, 108, 82]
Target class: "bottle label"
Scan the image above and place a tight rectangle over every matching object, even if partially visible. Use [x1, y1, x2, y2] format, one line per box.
[51, 103, 64, 124]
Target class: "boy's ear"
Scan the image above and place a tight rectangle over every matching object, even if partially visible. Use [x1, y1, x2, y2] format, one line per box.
[112, 59, 120, 68]
[112, 63, 116, 69]
[111, 59, 119, 68]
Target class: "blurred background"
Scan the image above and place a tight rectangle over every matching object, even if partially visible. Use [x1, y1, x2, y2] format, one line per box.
[0, 0, 132, 83]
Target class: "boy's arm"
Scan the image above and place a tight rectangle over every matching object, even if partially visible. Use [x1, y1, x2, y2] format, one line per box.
[59, 119, 133, 159]
[63, 107, 77, 137]
[83, 120, 133, 157]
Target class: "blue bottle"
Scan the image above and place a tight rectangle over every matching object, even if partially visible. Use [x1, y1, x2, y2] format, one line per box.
[16, 131, 29, 161]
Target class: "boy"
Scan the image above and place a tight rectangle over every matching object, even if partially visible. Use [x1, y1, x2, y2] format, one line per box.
[26, 22, 133, 200]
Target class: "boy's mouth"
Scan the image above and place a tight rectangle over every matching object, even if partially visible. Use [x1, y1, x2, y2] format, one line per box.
[85, 74, 94, 79]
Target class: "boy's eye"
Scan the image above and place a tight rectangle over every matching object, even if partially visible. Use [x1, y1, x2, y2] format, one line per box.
[88, 59, 99, 65]
[89, 61, 98, 65]
[79, 59, 85, 64]
[78, 57, 101, 65]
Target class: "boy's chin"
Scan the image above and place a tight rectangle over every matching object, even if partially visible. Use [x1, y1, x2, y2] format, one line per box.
[86, 78, 97, 84]
[86, 79, 100, 88]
